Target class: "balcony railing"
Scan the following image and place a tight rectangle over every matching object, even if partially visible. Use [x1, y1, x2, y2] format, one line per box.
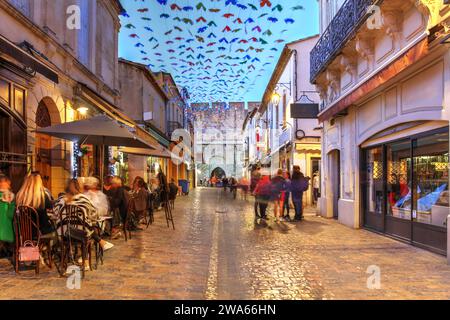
[310, 0, 382, 83]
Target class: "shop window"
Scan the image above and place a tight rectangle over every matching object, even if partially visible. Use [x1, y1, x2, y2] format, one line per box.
[386, 140, 411, 220]
[412, 132, 449, 227]
[365, 147, 383, 215]
[0, 79, 10, 105]
[13, 87, 25, 118]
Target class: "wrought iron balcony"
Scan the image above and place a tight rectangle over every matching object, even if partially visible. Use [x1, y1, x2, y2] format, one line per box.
[310, 0, 382, 83]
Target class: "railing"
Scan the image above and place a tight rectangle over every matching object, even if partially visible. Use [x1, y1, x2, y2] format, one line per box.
[0, 151, 27, 165]
[310, 0, 382, 83]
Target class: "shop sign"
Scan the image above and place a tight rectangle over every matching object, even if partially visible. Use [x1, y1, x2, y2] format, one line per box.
[291, 103, 319, 119]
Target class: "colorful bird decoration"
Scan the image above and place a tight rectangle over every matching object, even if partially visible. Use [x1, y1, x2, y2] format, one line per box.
[119, 0, 308, 104]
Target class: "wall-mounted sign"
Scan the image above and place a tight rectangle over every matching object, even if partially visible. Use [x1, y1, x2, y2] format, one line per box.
[291, 103, 319, 119]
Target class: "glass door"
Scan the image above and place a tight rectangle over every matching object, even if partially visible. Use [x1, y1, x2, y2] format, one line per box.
[385, 140, 412, 241]
[411, 131, 448, 254]
[362, 146, 384, 231]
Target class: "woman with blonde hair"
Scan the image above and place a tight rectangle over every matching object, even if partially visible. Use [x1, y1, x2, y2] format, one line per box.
[15, 172, 54, 235]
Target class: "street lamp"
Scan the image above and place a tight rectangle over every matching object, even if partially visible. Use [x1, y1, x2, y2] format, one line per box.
[271, 92, 281, 106]
[77, 106, 89, 116]
[73, 97, 89, 116]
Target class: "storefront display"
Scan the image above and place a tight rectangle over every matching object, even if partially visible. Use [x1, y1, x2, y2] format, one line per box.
[146, 156, 167, 182]
[362, 128, 449, 254]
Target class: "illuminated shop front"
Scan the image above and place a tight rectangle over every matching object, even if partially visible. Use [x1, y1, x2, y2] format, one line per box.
[362, 128, 449, 255]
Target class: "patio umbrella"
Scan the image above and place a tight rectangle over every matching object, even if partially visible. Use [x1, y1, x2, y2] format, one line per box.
[36, 115, 156, 185]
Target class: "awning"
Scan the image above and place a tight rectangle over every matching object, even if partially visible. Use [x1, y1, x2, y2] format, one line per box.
[295, 143, 322, 152]
[118, 146, 172, 159]
[36, 115, 156, 149]
[0, 35, 58, 83]
[76, 83, 171, 148]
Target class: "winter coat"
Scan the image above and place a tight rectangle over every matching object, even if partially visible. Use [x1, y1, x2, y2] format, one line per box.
[131, 188, 149, 212]
[0, 190, 15, 243]
[254, 179, 272, 197]
[270, 176, 286, 200]
[290, 177, 309, 201]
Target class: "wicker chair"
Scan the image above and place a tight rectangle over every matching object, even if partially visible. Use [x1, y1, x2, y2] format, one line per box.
[14, 206, 41, 275]
[56, 205, 97, 278]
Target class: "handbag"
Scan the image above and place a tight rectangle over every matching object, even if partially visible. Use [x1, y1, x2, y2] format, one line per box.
[19, 240, 40, 262]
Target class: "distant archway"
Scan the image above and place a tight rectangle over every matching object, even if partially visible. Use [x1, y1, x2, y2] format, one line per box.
[211, 167, 226, 179]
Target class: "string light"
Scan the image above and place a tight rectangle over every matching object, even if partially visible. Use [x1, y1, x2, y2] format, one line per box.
[72, 142, 80, 178]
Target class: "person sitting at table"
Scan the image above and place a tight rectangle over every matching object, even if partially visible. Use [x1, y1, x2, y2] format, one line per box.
[83, 177, 109, 218]
[130, 176, 148, 224]
[15, 172, 54, 237]
[104, 177, 128, 238]
[0, 175, 15, 257]
[54, 178, 114, 251]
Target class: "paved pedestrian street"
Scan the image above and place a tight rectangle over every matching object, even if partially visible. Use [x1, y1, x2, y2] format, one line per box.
[1, 188, 450, 300]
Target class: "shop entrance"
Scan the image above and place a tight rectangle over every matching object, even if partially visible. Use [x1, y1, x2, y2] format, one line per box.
[328, 150, 340, 219]
[361, 127, 449, 255]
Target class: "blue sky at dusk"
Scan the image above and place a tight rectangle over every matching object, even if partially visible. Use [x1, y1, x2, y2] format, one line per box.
[119, 0, 319, 103]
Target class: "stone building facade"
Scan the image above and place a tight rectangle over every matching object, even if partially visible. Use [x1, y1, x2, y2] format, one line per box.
[313, 0, 450, 256]
[0, 0, 123, 195]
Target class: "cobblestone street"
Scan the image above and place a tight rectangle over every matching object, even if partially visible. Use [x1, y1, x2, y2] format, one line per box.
[1, 188, 450, 300]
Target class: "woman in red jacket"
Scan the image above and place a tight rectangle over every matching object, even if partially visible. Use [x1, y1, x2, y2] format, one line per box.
[253, 176, 272, 220]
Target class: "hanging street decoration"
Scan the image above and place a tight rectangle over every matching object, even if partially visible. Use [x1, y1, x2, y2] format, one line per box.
[119, 0, 313, 104]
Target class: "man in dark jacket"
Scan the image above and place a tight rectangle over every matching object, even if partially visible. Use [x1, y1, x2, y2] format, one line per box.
[291, 168, 310, 221]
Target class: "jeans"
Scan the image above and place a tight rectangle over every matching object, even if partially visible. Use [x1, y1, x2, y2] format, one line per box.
[293, 199, 303, 220]
[256, 195, 269, 218]
[282, 193, 290, 217]
[254, 198, 259, 217]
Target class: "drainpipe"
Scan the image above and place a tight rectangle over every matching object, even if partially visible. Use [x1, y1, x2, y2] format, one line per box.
[292, 49, 299, 102]
[291, 49, 298, 172]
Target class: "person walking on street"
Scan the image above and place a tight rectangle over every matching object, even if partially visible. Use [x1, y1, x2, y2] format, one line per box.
[271, 169, 286, 222]
[313, 171, 320, 205]
[291, 166, 310, 221]
[282, 172, 292, 221]
[250, 167, 262, 218]
[253, 176, 271, 220]
[222, 177, 229, 192]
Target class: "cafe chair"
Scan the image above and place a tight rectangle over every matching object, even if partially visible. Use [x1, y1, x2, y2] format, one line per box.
[14, 206, 41, 275]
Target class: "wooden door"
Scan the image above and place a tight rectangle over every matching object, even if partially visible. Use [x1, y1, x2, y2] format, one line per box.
[35, 133, 52, 189]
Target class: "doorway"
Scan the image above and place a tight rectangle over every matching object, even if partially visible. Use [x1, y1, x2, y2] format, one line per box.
[329, 150, 340, 219]
[35, 100, 53, 189]
[311, 158, 321, 206]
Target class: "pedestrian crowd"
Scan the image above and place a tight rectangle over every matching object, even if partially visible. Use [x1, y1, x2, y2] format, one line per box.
[251, 166, 310, 222]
